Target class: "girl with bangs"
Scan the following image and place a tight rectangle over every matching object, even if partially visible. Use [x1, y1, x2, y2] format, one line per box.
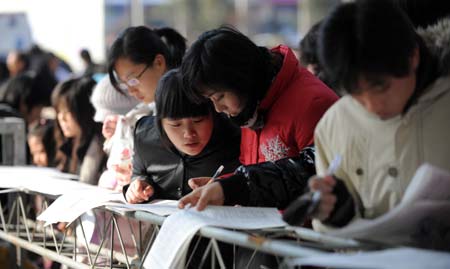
[123, 69, 240, 203]
[123, 69, 239, 268]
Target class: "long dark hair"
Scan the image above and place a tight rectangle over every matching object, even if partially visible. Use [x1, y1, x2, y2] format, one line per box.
[181, 26, 276, 103]
[107, 26, 186, 92]
[155, 69, 211, 147]
[51, 76, 101, 173]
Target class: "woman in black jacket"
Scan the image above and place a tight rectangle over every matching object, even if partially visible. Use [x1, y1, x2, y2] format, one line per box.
[124, 69, 241, 203]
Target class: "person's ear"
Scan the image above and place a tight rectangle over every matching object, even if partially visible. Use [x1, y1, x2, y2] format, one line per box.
[411, 46, 420, 72]
[153, 54, 167, 72]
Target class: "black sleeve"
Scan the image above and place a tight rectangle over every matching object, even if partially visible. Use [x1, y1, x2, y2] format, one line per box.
[123, 116, 163, 202]
[219, 147, 316, 209]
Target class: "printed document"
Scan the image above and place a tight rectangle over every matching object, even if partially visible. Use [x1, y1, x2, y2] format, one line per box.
[286, 247, 450, 269]
[327, 163, 450, 244]
[144, 206, 285, 268]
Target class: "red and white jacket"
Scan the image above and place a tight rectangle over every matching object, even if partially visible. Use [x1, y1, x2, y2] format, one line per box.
[239, 45, 338, 165]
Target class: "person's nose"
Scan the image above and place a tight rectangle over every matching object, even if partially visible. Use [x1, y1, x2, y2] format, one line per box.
[128, 86, 139, 96]
[212, 100, 226, 113]
[183, 124, 197, 139]
[364, 97, 386, 117]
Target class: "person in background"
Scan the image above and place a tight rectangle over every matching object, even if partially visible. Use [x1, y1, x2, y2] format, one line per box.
[48, 53, 72, 82]
[80, 48, 103, 76]
[90, 75, 140, 123]
[90, 75, 140, 191]
[308, 0, 450, 250]
[0, 73, 49, 127]
[27, 119, 59, 168]
[88, 75, 144, 259]
[0, 61, 10, 85]
[51, 76, 106, 185]
[104, 26, 187, 188]
[6, 50, 29, 77]
[298, 21, 337, 91]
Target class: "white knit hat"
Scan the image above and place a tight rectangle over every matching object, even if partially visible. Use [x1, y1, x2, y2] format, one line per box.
[90, 75, 140, 122]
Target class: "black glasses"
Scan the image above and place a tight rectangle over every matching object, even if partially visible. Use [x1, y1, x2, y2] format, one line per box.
[117, 64, 150, 91]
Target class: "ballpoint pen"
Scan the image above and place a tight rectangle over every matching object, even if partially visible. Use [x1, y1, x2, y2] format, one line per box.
[210, 165, 224, 181]
[311, 155, 342, 208]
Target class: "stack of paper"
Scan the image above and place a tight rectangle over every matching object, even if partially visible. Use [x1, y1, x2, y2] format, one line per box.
[327, 163, 450, 245]
[37, 190, 125, 226]
[144, 206, 286, 268]
[286, 247, 450, 269]
[0, 166, 90, 196]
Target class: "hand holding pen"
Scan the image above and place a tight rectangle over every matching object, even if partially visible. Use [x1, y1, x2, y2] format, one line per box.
[188, 165, 224, 190]
[282, 155, 342, 226]
[308, 155, 342, 220]
[180, 165, 225, 210]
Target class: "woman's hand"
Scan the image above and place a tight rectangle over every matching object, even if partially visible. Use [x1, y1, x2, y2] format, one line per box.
[102, 115, 119, 139]
[125, 180, 154, 204]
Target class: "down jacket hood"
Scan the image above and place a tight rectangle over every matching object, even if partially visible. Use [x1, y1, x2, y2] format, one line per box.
[418, 17, 450, 76]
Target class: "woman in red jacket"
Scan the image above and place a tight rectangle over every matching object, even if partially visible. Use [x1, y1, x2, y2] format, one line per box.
[180, 26, 338, 207]
[179, 26, 338, 269]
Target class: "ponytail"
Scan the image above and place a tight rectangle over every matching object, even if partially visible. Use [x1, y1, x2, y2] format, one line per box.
[155, 27, 187, 69]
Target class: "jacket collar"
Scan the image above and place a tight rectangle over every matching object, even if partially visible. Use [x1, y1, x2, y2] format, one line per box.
[259, 45, 299, 111]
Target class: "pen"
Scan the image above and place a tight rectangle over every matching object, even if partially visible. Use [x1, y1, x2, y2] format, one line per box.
[210, 165, 224, 181]
[311, 154, 342, 205]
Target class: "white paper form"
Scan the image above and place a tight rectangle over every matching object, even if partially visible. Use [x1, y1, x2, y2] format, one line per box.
[287, 247, 450, 269]
[144, 206, 285, 269]
[107, 199, 180, 216]
[328, 201, 450, 243]
[37, 190, 125, 226]
[326, 164, 450, 244]
[0, 166, 87, 196]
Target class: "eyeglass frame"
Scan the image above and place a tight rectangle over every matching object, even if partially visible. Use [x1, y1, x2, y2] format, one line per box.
[116, 63, 151, 91]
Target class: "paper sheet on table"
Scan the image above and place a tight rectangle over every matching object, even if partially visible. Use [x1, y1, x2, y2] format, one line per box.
[286, 247, 450, 269]
[144, 206, 285, 269]
[107, 199, 179, 216]
[0, 166, 93, 196]
[37, 190, 125, 226]
[325, 164, 450, 244]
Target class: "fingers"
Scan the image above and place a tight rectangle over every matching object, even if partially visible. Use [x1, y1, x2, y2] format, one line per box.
[188, 177, 211, 190]
[314, 193, 337, 221]
[126, 181, 153, 204]
[309, 175, 336, 193]
[178, 191, 200, 209]
[102, 115, 118, 139]
[114, 164, 132, 186]
[308, 175, 338, 221]
[197, 183, 225, 210]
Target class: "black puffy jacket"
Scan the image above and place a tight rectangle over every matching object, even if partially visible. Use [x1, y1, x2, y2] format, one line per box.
[219, 147, 316, 209]
[129, 113, 241, 200]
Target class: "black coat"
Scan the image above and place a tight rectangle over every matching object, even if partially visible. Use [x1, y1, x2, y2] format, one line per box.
[129, 113, 241, 200]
